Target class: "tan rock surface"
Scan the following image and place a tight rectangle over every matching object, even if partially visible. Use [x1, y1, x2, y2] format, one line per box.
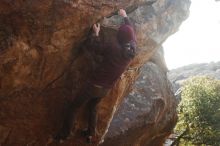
[0, 0, 190, 145]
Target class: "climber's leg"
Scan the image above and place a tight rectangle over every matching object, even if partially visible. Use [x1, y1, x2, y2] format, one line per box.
[85, 87, 109, 143]
[87, 97, 102, 136]
[54, 90, 90, 141]
[80, 97, 102, 143]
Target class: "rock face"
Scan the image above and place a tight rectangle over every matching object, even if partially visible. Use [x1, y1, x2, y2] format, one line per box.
[0, 0, 190, 146]
[102, 53, 177, 146]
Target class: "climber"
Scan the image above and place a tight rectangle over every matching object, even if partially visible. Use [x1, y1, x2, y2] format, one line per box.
[54, 9, 137, 143]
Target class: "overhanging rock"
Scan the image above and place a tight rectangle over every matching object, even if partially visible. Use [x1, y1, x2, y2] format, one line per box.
[0, 0, 190, 145]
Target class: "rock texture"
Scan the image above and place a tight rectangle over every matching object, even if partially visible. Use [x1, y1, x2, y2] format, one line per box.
[0, 0, 190, 146]
[102, 51, 177, 146]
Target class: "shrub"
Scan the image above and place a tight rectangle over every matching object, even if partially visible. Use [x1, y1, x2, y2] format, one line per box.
[175, 76, 220, 146]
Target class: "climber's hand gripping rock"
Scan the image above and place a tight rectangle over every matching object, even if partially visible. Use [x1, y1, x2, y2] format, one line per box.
[93, 23, 100, 36]
[118, 9, 127, 17]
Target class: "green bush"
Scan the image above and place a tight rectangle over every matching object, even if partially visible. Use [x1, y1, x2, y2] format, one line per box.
[175, 76, 220, 146]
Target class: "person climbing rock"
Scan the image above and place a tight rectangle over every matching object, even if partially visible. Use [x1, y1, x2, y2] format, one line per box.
[54, 9, 137, 143]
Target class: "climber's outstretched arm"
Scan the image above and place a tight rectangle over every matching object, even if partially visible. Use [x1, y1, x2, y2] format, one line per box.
[118, 9, 133, 27]
[86, 23, 106, 54]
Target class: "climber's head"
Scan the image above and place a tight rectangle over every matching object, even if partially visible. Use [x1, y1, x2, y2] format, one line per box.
[117, 24, 136, 59]
[117, 24, 136, 45]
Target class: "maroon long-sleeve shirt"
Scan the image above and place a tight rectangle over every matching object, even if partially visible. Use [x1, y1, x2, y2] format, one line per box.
[89, 18, 136, 88]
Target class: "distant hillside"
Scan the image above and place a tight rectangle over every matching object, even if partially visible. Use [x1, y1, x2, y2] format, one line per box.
[168, 61, 220, 92]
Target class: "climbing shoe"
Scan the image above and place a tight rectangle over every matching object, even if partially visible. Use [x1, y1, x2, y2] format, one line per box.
[53, 130, 70, 143]
[81, 129, 97, 144]
[86, 135, 97, 144]
[81, 129, 90, 137]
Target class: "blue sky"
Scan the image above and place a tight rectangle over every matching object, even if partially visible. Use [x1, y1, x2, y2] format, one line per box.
[163, 0, 220, 69]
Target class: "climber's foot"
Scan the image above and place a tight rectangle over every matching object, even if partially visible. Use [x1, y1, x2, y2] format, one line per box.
[53, 130, 70, 143]
[86, 135, 97, 144]
[81, 128, 90, 137]
[80, 129, 97, 144]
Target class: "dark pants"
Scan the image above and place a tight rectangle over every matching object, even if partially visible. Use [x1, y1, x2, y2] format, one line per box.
[57, 84, 109, 138]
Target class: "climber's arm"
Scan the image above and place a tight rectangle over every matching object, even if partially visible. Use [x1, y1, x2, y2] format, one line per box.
[91, 23, 101, 49]
[118, 9, 133, 26]
[87, 23, 105, 53]
[124, 17, 132, 26]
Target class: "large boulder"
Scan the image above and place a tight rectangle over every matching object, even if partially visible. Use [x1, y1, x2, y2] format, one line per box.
[102, 48, 177, 146]
[0, 0, 190, 145]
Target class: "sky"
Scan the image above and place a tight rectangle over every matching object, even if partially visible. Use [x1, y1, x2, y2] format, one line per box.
[163, 0, 220, 69]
